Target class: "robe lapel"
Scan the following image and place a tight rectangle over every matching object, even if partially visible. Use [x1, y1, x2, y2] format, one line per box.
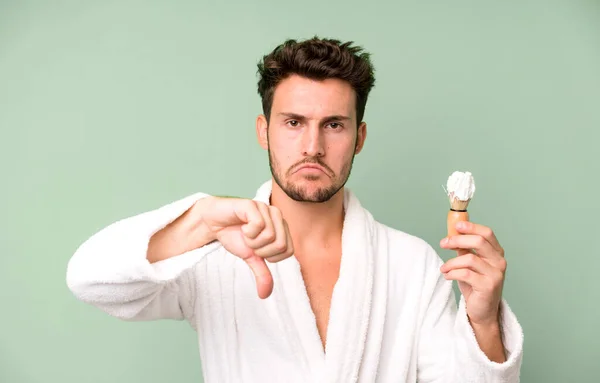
[254, 181, 326, 379]
[253, 181, 376, 383]
[322, 188, 375, 382]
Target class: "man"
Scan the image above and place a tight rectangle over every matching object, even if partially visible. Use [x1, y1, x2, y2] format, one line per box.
[66, 37, 523, 382]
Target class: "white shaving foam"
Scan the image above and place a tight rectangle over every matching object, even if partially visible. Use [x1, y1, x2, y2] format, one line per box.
[445, 171, 476, 201]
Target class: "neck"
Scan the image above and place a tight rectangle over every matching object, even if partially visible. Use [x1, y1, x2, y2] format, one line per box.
[269, 179, 345, 251]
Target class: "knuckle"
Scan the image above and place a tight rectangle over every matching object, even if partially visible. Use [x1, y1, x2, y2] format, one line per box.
[254, 220, 266, 232]
[465, 253, 477, 264]
[263, 229, 276, 241]
[498, 258, 507, 271]
[495, 271, 505, 283]
[274, 240, 287, 253]
[269, 205, 281, 216]
[475, 236, 486, 248]
[483, 227, 493, 238]
[247, 202, 265, 222]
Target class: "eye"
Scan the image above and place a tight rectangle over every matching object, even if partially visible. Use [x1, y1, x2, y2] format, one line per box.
[327, 122, 342, 129]
[287, 120, 299, 127]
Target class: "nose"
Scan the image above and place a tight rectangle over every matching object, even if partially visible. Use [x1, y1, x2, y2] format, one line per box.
[301, 124, 324, 157]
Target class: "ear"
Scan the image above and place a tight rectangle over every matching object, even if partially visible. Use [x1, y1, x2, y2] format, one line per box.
[354, 122, 367, 154]
[256, 114, 269, 150]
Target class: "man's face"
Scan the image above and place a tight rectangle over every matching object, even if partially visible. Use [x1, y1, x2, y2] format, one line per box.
[256, 74, 367, 203]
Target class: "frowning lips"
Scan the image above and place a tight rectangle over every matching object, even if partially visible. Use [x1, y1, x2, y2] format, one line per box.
[290, 159, 333, 177]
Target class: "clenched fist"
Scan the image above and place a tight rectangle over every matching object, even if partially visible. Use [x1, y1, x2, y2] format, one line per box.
[195, 196, 295, 299]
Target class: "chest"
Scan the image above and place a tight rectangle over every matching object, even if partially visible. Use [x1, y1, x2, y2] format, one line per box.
[297, 251, 342, 348]
[194, 242, 426, 382]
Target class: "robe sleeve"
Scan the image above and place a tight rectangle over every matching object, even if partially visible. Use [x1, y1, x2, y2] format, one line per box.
[416, 245, 524, 382]
[66, 192, 223, 324]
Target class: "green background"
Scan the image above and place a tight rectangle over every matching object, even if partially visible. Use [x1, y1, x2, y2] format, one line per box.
[1, 0, 598, 382]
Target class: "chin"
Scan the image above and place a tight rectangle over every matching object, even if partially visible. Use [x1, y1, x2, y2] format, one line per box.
[294, 175, 333, 190]
[296, 173, 328, 182]
[282, 177, 343, 203]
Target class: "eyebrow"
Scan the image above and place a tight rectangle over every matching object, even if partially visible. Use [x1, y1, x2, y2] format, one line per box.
[277, 112, 352, 122]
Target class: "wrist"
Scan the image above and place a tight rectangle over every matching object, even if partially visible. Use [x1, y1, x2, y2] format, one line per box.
[190, 196, 217, 246]
[147, 196, 218, 264]
[469, 317, 501, 334]
[468, 302, 503, 328]
[468, 315, 506, 363]
[468, 308, 502, 332]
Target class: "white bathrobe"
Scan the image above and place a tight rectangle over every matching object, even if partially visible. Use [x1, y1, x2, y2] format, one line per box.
[66, 180, 523, 383]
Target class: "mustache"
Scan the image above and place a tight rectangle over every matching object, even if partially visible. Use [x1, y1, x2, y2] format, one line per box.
[289, 158, 334, 176]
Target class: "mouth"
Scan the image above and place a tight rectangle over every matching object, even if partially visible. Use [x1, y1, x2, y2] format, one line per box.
[294, 164, 329, 175]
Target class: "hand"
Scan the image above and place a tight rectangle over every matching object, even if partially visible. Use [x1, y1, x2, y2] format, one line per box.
[439, 221, 507, 327]
[197, 197, 294, 299]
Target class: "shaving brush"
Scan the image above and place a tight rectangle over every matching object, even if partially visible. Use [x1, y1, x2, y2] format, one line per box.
[444, 171, 476, 241]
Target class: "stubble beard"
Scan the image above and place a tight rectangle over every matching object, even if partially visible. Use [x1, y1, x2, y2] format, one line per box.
[268, 144, 356, 203]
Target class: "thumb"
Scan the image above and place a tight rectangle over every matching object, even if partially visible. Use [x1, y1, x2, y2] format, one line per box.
[244, 255, 274, 299]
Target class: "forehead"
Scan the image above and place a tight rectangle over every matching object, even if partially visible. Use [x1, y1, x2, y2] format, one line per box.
[271, 75, 356, 118]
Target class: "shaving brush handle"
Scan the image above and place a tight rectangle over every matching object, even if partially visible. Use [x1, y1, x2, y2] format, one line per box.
[447, 210, 470, 256]
[447, 210, 469, 237]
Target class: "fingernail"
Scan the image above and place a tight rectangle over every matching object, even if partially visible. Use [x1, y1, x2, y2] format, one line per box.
[457, 222, 466, 229]
[441, 238, 449, 246]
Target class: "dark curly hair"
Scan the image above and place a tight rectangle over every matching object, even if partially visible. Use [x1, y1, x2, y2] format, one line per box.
[257, 36, 376, 126]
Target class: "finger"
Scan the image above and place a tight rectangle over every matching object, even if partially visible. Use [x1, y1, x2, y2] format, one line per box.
[443, 268, 487, 289]
[244, 255, 274, 299]
[456, 248, 471, 257]
[440, 234, 497, 260]
[440, 252, 496, 275]
[265, 217, 295, 262]
[455, 221, 502, 253]
[244, 202, 276, 249]
[236, 201, 265, 239]
[264, 251, 292, 263]
[254, 207, 292, 261]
